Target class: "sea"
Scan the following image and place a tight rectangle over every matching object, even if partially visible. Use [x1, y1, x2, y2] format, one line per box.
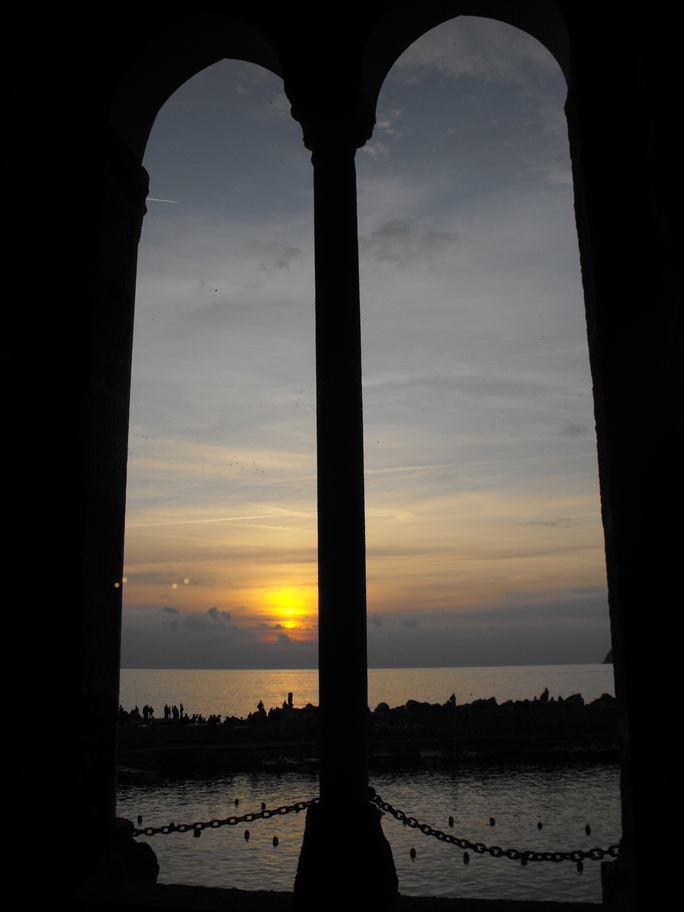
[117, 664, 620, 904]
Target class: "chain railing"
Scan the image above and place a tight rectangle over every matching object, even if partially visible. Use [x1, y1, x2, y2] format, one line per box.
[131, 788, 620, 871]
[370, 788, 620, 871]
[132, 797, 319, 838]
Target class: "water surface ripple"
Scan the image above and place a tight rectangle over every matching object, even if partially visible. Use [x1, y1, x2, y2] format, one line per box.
[118, 758, 620, 903]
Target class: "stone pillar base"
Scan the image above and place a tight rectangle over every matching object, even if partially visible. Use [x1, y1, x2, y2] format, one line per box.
[294, 800, 399, 909]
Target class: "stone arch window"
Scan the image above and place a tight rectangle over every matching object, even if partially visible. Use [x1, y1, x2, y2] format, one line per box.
[122, 59, 319, 671]
[21, 5, 676, 908]
[358, 17, 609, 671]
[116, 13, 613, 903]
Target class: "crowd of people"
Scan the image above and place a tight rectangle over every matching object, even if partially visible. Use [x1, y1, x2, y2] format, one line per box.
[117, 703, 226, 726]
[118, 691, 301, 727]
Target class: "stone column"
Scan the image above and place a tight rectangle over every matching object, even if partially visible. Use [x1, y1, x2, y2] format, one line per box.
[293, 124, 398, 907]
[313, 131, 369, 811]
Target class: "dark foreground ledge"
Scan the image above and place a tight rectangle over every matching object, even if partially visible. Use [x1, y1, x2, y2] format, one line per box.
[72, 883, 603, 912]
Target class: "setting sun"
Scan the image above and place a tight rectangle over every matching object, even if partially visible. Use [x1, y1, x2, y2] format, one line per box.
[263, 586, 315, 630]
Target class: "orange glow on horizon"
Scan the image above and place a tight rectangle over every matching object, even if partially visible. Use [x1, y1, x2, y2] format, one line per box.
[261, 585, 316, 635]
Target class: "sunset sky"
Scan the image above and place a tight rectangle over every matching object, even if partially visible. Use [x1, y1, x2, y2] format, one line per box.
[120, 17, 611, 670]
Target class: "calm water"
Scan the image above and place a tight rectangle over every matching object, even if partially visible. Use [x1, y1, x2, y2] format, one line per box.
[117, 665, 620, 902]
[119, 664, 615, 721]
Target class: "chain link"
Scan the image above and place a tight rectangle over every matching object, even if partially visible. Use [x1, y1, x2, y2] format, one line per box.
[132, 797, 318, 837]
[369, 789, 620, 866]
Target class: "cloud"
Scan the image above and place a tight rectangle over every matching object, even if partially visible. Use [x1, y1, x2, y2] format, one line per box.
[392, 17, 558, 87]
[155, 607, 250, 638]
[367, 587, 609, 668]
[360, 141, 391, 159]
[360, 218, 461, 266]
[525, 517, 581, 528]
[256, 244, 305, 276]
[375, 108, 404, 138]
[121, 615, 318, 668]
[207, 606, 231, 622]
[562, 423, 591, 437]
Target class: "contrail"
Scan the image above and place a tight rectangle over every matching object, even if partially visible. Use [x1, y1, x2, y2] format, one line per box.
[146, 197, 179, 203]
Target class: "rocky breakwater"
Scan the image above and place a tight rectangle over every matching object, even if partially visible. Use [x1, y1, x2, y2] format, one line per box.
[117, 690, 618, 776]
[368, 690, 619, 765]
[117, 702, 321, 776]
